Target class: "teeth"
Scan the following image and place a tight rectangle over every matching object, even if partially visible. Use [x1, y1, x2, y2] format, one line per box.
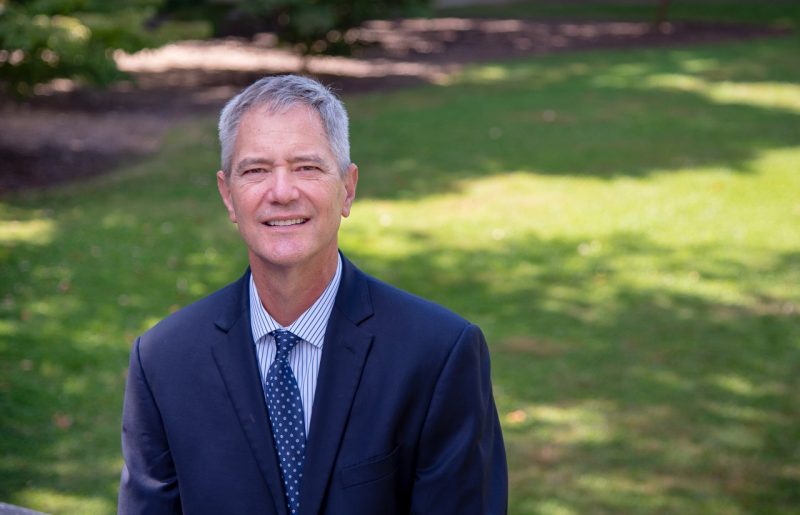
[267, 218, 305, 227]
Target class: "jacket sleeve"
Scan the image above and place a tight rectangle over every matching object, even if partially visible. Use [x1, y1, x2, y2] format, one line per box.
[410, 324, 508, 515]
[118, 337, 182, 514]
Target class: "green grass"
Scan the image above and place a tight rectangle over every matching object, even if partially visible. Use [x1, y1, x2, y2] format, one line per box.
[2, 34, 800, 514]
[437, 0, 800, 29]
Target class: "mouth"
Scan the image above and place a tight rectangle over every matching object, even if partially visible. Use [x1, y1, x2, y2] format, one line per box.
[264, 218, 308, 227]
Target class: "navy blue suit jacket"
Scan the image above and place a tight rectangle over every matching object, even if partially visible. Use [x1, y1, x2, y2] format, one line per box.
[119, 255, 507, 514]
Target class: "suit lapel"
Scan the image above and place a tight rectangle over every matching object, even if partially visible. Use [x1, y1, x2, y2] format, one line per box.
[210, 272, 288, 515]
[299, 256, 374, 515]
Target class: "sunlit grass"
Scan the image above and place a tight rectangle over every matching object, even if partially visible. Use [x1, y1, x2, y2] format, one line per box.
[344, 145, 799, 314]
[16, 488, 114, 515]
[2, 36, 799, 513]
[643, 75, 800, 113]
[0, 219, 55, 246]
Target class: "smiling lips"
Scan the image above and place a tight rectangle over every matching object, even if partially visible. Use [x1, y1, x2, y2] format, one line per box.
[265, 218, 307, 227]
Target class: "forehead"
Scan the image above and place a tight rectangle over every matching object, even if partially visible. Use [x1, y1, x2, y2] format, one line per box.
[232, 103, 334, 162]
[239, 102, 325, 138]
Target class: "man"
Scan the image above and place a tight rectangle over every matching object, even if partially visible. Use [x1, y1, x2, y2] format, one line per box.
[119, 74, 507, 514]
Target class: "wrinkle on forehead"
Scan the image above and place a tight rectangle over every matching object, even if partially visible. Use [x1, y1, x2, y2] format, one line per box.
[252, 101, 320, 124]
[242, 103, 327, 139]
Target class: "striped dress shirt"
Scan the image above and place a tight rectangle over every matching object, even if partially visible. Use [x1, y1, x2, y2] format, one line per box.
[248, 255, 342, 436]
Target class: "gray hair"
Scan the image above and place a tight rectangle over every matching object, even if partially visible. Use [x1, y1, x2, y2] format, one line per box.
[218, 74, 351, 176]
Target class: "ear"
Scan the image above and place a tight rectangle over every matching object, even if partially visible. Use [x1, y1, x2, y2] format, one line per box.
[217, 170, 237, 223]
[341, 163, 358, 218]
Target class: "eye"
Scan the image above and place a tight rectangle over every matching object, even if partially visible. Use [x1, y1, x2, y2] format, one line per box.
[243, 167, 268, 175]
[297, 165, 322, 173]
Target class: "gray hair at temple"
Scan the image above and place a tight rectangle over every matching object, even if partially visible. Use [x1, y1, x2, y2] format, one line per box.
[218, 74, 351, 177]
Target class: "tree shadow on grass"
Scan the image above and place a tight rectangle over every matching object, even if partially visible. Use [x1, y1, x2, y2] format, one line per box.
[0, 200, 246, 510]
[1, 207, 797, 512]
[345, 230, 800, 513]
[351, 39, 800, 200]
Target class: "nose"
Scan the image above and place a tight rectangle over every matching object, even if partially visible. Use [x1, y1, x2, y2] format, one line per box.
[267, 169, 299, 204]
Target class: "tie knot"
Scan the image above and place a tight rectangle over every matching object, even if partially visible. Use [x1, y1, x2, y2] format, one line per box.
[270, 329, 301, 360]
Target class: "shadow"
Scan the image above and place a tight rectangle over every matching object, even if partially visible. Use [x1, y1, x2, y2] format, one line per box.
[0, 136, 246, 509]
[342, 231, 800, 513]
[349, 38, 800, 199]
[1, 164, 797, 512]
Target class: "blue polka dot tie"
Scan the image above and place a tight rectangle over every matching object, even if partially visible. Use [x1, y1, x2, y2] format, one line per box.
[266, 329, 306, 515]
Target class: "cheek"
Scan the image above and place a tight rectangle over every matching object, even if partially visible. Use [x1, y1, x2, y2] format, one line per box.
[234, 187, 265, 212]
[312, 183, 345, 210]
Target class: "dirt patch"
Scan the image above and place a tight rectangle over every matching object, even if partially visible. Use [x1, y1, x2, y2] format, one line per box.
[0, 18, 786, 194]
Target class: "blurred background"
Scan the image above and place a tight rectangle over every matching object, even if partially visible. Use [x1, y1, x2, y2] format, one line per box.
[1, 0, 799, 513]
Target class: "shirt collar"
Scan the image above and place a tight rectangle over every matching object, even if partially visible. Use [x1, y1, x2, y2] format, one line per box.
[248, 254, 342, 348]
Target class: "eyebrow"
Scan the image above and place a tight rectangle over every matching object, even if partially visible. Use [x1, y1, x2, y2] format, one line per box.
[234, 157, 273, 175]
[290, 154, 327, 166]
[234, 154, 328, 174]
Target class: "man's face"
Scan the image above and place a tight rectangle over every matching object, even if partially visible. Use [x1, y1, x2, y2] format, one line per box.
[217, 103, 357, 275]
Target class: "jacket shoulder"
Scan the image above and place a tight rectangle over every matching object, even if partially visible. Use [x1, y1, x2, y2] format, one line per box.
[362, 271, 472, 335]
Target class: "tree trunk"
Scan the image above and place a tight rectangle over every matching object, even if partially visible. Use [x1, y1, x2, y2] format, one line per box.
[654, 0, 673, 32]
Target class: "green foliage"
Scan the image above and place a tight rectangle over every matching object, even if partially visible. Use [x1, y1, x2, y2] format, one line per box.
[0, 0, 163, 95]
[257, 0, 432, 38]
[164, 0, 433, 54]
[1, 35, 799, 513]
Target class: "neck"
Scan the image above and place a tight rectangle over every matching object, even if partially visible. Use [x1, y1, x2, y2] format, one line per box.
[249, 252, 338, 327]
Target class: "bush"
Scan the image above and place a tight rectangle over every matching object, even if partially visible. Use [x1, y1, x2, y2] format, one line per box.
[0, 0, 431, 95]
[162, 0, 433, 54]
[0, 0, 163, 95]
[242, 0, 432, 53]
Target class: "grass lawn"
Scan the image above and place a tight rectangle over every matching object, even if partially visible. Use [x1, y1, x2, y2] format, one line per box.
[2, 33, 799, 514]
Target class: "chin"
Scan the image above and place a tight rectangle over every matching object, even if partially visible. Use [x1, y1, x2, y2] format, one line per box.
[247, 237, 337, 272]
[251, 246, 314, 269]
